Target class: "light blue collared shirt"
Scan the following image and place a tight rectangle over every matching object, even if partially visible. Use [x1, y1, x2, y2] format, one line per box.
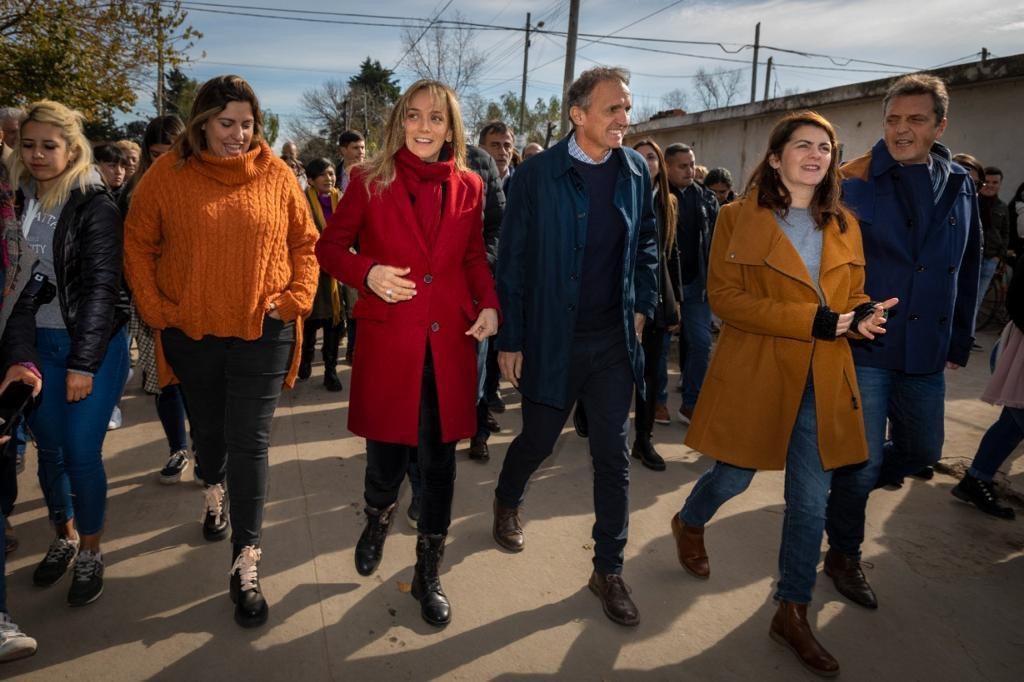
[568, 133, 612, 165]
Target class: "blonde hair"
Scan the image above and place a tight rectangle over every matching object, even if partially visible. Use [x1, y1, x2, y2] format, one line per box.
[9, 100, 95, 213]
[362, 79, 467, 194]
[115, 139, 141, 156]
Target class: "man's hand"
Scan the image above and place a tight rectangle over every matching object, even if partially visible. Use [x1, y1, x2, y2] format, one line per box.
[946, 361, 962, 371]
[498, 351, 523, 388]
[634, 312, 646, 341]
[856, 297, 899, 340]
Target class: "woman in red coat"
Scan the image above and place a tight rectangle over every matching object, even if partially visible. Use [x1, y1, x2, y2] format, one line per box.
[316, 80, 499, 628]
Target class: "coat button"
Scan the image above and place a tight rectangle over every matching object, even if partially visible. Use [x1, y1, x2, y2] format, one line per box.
[424, 274, 433, 284]
[729, 253, 736, 259]
[949, 216, 956, 225]
[939, 316, 948, 324]
[909, 314, 920, 321]
[577, 212, 586, 219]
[570, 274, 578, 281]
[948, 266, 956, 273]
[568, 304, 576, 312]
[431, 322, 440, 332]
[916, 264, 926, 272]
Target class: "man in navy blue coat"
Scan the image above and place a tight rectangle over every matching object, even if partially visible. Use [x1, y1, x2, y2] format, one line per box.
[492, 66, 659, 627]
[824, 74, 982, 609]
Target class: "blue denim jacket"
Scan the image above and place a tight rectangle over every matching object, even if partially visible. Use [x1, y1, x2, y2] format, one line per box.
[495, 135, 659, 408]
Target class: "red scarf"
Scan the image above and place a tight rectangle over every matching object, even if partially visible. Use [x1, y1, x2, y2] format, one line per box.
[394, 145, 454, 250]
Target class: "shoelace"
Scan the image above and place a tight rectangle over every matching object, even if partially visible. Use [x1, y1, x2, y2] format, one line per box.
[230, 546, 261, 592]
[166, 450, 188, 469]
[204, 484, 225, 523]
[0, 614, 26, 638]
[73, 550, 102, 581]
[43, 537, 78, 565]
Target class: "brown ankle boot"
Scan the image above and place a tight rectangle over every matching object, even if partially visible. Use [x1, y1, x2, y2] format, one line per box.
[492, 498, 524, 552]
[670, 513, 709, 578]
[769, 600, 839, 678]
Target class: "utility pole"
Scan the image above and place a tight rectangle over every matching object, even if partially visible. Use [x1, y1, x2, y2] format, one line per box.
[763, 56, 773, 101]
[560, 0, 581, 136]
[750, 22, 760, 103]
[981, 47, 989, 63]
[519, 13, 531, 135]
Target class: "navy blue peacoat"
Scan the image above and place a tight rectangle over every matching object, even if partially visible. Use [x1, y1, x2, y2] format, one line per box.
[495, 135, 659, 409]
[841, 139, 982, 373]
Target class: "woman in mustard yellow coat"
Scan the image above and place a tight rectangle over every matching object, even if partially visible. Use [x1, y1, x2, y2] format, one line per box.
[670, 111, 896, 678]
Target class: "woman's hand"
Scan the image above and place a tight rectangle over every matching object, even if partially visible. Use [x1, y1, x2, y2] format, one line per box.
[367, 265, 417, 303]
[267, 302, 282, 320]
[856, 297, 899, 340]
[0, 364, 43, 398]
[66, 372, 93, 403]
[835, 312, 855, 336]
[466, 308, 499, 341]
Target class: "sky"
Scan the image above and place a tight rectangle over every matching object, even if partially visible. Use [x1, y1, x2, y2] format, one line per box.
[142, 0, 1024, 138]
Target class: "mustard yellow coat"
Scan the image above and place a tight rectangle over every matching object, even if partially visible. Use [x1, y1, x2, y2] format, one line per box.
[684, 197, 870, 471]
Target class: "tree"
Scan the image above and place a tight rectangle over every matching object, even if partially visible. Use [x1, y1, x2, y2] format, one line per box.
[287, 57, 398, 158]
[692, 67, 743, 111]
[475, 91, 561, 147]
[400, 12, 484, 95]
[263, 110, 280, 147]
[0, 1, 201, 120]
[156, 67, 200, 118]
[660, 88, 689, 111]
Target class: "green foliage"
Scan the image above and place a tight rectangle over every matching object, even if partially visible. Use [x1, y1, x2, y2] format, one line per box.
[0, 1, 201, 120]
[480, 92, 561, 146]
[263, 110, 280, 147]
[348, 58, 400, 102]
[156, 67, 200, 118]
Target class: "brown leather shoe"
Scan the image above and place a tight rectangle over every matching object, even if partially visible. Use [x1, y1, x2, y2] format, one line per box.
[468, 436, 490, 462]
[824, 548, 878, 609]
[492, 498, 524, 552]
[588, 572, 639, 626]
[670, 513, 709, 579]
[769, 600, 840, 678]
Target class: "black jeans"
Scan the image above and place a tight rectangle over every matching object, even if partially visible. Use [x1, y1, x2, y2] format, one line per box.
[496, 326, 634, 574]
[162, 316, 295, 547]
[364, 348, 456, 535]
[633, 324, 665, 437]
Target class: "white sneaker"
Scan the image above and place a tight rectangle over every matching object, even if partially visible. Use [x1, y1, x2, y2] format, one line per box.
[107, 406, 123, 431]
[0, 612, 37, 662]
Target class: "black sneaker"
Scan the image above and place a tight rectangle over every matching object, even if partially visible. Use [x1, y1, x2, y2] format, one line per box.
[67, 550, 104, 606]
[230, 545, 268, 628]
[32, 536, 79, 587]
[909, 465, 934, 481]
[407, 495, 421, 530]
[487, 394, 506, 414]
[159, 449, 190, 485]
[952, 474, 1015, 520]
[203, 483, 229, 541]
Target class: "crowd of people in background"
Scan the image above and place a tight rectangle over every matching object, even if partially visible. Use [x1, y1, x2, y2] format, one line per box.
[0, 63, 1020, 678]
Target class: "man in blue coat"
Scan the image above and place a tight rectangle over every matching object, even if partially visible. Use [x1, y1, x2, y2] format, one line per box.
[824, 74, 982, 609]
[492, 66, 659, 626]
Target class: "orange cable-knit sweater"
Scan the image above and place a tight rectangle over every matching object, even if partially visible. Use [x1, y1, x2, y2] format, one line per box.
[123, 140, 319, 387]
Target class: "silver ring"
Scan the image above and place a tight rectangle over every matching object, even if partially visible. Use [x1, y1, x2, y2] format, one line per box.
[386, 289, 394, 299]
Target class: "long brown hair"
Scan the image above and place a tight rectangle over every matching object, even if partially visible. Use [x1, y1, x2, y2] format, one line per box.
[632, 138, 678, 254]
[174, 75, 264, 163]
[361, 79, 467, 194]
[745, 110, 847, 232]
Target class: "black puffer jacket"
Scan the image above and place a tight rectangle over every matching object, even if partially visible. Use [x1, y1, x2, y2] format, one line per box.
[466, 145, 506, 271]
[16, 185, 130, 373]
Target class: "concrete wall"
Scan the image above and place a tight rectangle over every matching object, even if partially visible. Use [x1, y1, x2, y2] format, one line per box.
[626, 55, 1024, 197]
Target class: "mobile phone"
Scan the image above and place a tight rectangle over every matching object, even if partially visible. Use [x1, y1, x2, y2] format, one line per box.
[0, 381, 35, 437]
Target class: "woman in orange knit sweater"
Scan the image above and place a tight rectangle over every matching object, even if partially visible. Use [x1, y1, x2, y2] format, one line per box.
[124, 75, 319, 629]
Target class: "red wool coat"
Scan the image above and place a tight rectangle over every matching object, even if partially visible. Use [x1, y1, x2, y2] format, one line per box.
[316, 165, 500, 446]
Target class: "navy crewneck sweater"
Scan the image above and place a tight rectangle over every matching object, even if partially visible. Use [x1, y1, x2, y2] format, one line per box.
[571, 153, 625, 332]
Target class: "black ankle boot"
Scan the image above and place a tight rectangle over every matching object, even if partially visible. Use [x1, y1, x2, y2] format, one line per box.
[355, 504, 395, 576]
[952, 474, 1015, 519]
[323, 366, 342, 392]
[631, 433, 666, 471]
[298, 353, 313, 380]
[411, 533, 450, 627]
[322, 322, 342, 391]
[230, 544, 268, 628]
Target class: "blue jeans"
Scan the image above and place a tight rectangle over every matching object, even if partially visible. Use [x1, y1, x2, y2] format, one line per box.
[496, 327, 634, 575]
[825, 365, 945, 558]
[968, 407, 1024, 481]
[975, 256, 999, 322]
[155, 384, 190, 454]
[681, 381, 831, 604]
[680, 282, 711, 409]
[29, 327, 130, 535]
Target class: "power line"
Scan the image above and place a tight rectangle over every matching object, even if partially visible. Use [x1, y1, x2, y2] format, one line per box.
[392, 0, 454, 71]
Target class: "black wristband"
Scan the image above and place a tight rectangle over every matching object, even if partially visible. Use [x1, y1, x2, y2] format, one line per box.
[851, 301, 880, 329]
[812, 305, 839, 340]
